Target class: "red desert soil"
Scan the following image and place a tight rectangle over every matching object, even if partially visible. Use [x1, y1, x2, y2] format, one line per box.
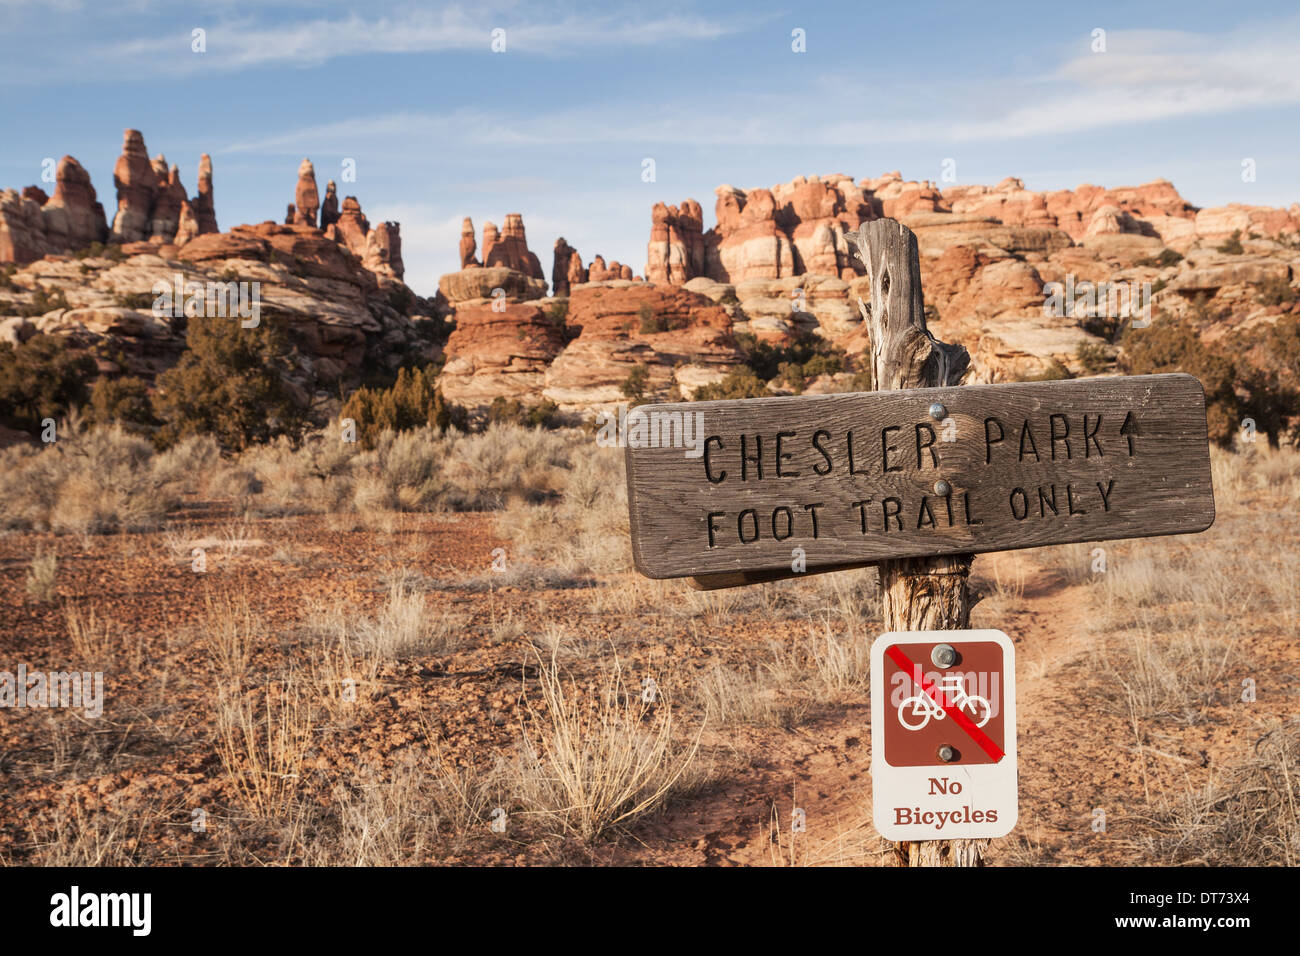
[0, 492, 1294, 865]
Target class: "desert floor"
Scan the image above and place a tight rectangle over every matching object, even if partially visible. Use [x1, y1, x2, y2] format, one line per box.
[1, 432, 1297, 866]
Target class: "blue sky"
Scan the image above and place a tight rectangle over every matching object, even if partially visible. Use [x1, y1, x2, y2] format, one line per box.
[2, 1, 1298, 295]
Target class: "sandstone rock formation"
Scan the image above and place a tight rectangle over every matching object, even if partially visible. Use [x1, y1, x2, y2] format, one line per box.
[293, 159, 320, 228]
[586, 256, 634, 282]
[41, 157, 109, 253]
[437, 266, 547, 307]
[481, 214, 544, 280]
[552, 238, 580, 295]
[0, 220, 434, 394]
[460, 218, 479, 268]
[439, 303, 570, 407]
[541, 284, 741, 410]
[0, 156, 110, 263]
[320, 180, 339, 231]
[646, 172, 1300, 290]
[193, 154, 218, 235]
[438, 282, 743, 412]
[320, 194, 405, 280]
[110, 130, 158, 243]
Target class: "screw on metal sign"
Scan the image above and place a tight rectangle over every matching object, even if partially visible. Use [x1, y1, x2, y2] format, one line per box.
[871, 629, 1017, 841]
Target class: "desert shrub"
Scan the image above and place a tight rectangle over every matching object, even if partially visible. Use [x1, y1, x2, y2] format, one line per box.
[1075, 342, 1110, 375]
[1120, 317, 1243, 445]
[545, 299, 568, 323]
[0, 334, 95, 434]
[487, 396, 561, 429]
[73, 242, 126, 262]
[1216, 230, 1244, 255]
[1015, 359, 1072, 382]
[113, 291, 155, 310]
[90, 376, 159, 435]
[692, 367, 768, 401]
[620, 364, 651, 403]
[13, 287, 70, 317]
[386, 284, 415, 314]
[152, 314, 307, 453]
[497, 442, 630, 574]
[24, 547, 58, 602]
[0, 424, 187, 533]
[438, 423, 574, 509]
[1257, 275, 1297, 308]
[340, 365, 464, 450]
[1137, 249, 1183, 269]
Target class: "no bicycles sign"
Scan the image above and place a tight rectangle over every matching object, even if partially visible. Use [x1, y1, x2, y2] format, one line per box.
[871, 629, 1017, 841]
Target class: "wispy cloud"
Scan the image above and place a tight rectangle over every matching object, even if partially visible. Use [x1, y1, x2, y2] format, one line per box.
[96, 6, 746, 75]
[220, 18, 1300, 155]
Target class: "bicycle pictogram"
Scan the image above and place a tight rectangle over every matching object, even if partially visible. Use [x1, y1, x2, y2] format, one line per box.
[897, 673, 992, 731]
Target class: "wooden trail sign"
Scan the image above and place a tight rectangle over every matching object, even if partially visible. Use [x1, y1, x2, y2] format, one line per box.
[623, 217, 1216, 866]
[625, 373, 1214, 585]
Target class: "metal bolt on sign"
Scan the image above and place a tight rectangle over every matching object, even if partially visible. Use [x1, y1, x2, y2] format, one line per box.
[931, 643, 957, 667]
[928, 402, 948, 421]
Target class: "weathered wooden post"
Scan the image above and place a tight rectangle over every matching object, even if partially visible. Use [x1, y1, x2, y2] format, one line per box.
[846, 219, 982, 867]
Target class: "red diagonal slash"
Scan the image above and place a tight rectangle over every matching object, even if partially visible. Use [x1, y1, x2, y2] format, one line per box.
[886, 644, 1004, 762]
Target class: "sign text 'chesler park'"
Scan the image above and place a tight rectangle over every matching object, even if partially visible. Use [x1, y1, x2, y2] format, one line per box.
[625, 373, 1215, 579]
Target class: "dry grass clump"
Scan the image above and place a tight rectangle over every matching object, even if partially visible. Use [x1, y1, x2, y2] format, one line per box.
[239, 420, 577, 517]
[1212, 444, 1300, 509]
[690, 621, 871, 729]
[24, 545, 58, 601]
[0, 425, 200, 533]
[1089, 619, 1242, 723]
[496, 440, 630, 574]
[513, 652, 705, 843]
[309, 751, 508, 865]
[1129, 720, 1300, 865]
[64, 601, 116, 671]
[215, 678, 314, 819]
[303, 581, 465, 661]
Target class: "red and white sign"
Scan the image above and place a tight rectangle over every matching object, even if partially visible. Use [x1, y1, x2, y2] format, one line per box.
[871, 629, 1017, 841]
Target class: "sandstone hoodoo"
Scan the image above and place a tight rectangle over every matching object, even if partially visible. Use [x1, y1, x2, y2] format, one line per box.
[0, 130, 429, 416]
[320, 179, 339, 230]
[460, 217, 479, 268]
[293, 158, 320, 228]
[481, 213, 545, 280]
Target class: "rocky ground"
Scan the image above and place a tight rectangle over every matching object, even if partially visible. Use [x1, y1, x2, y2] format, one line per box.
[2, 432, 1295, 866]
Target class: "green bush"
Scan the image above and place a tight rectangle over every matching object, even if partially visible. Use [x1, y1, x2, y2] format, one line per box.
[545, 299, 569, 324]
[153, 314, 308, 452]
[620, 363, 651, 403]
[1216, 230, 1244, 255]
[0, 334, 95, 434]
[114, 291, 156, 310]
[1016, 359, 1072, 382]
[487, 396, 561, 429]
[1257, 276, 1297, 308]
[1076, 342, 1110, 375]
[692, 368, 768, 401]
[340, 365, 465, 449]
[73, 242, 126, 262]
[90, 376, 160, 435]
[1121, 317, 1242, 446]
[14, 287, 70, 318]
[1138, 249, 1183, 269]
